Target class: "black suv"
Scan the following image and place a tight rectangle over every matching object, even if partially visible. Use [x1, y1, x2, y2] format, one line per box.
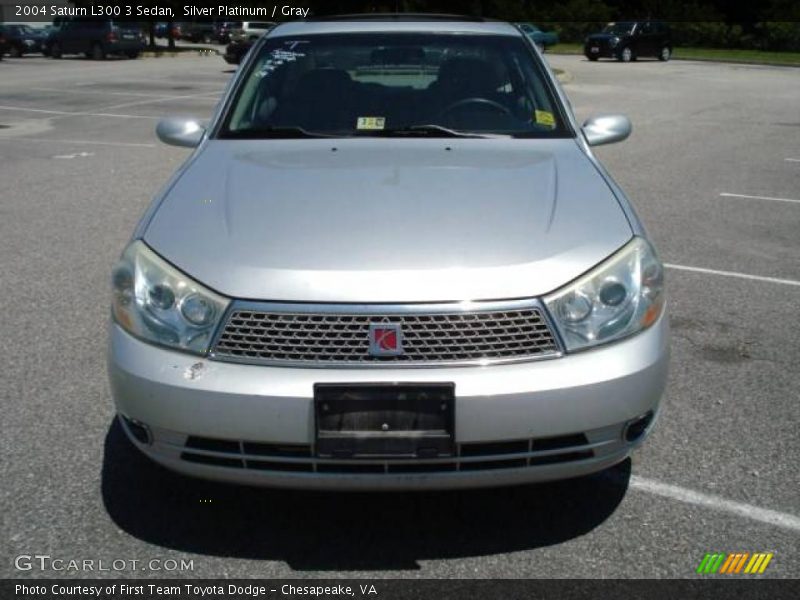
[48, 18, 144, 60]
[584, 21, 671, 62]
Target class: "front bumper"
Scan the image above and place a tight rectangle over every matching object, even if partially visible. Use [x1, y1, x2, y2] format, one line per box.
[108, 315, 669, 490]
[584, 42, 618, 58]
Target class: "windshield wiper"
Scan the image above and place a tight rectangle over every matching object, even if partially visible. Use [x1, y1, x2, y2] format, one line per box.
[221, 126, 339, 139]
[369, 125, 497, 139]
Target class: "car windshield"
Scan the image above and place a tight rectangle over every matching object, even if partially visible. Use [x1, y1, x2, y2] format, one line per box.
[603, 22, 636, 35]
[221, 32, 567, 139]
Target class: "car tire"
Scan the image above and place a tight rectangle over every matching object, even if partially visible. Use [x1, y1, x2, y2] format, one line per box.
[9, 45, 22, 58]
[51, 42, 62, 58]
[658, 46, 671, 61]
[91, 43, 106, 60]
[618, 46, 633, 62]
[126, 51, 140, 59]
[586, 54, 599, 61]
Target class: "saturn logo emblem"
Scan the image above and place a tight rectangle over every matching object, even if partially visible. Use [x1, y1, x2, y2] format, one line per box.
[368, 322, 403, 356]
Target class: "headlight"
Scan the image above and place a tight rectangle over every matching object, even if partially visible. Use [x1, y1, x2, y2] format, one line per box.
[609, 37, 620, 47]
[544, 237, 664, 352]
[111, 240, 229, 354]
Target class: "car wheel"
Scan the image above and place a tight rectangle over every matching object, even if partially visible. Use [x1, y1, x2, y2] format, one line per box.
[126, 51, 140, 59]
[91, 43, 106, 60]
[658, 46, 671, 61]
[51, 42, 62, 58]
[586, 54, 599, 61]
[618, 46, 633, 62]
[9, 45, 22, 58]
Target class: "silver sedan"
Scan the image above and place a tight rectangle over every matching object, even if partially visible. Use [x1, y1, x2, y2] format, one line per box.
[108, 16, 669, 490]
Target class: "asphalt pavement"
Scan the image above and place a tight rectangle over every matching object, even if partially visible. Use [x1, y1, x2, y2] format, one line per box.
[0, 52, 798, 579]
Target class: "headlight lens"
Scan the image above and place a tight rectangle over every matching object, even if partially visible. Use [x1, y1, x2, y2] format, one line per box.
[544, 237, 664, 352]
[111, 241, 229, 354]
[609, 36, 620, 47]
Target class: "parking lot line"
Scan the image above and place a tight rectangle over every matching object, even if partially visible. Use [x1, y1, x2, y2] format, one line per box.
[719, 192, 800, 205]
[0, 137, 156, 149]
[785, 158, 800, 162]
[98, 91, 223, 112]
[0, 105, 158, 120]
[29, 87, 221, 100]
[629, 475, 800, 533]
[665, 263, 800, 287]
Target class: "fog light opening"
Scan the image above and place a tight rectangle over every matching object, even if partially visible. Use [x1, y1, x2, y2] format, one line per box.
[624, 411, 654, 443]
[122, 415, 152, 445]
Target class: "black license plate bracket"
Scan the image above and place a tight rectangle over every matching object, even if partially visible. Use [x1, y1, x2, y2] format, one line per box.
[314, 383, 455, 459]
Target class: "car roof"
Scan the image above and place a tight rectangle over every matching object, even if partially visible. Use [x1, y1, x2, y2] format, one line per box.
[268, 15, 521, 38]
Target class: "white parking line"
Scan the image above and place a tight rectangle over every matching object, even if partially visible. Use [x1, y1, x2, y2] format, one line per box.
[785, 158, 800, 162]
[29, 87, 220, 100]
[720, 192, 800, 205]
[0, 137, 156, 148]
[665, 263, 800, 287]
[0, 105, 159, 120]
[630, 476, 800, 533]
[97, 90, 222, 111]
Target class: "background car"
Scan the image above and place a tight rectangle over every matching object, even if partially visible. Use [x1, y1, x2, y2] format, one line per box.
[223, 38, 253, 64]
[215, 21, 240, 44]
[516, 22, 559, 52]
[229, 21, 276, 42]
[0, 29, 8, 59]
[584, 20, 672, 62]
[181, 21, 218, 44]
[48, 18, 144, 60]
[0, 24, 47, 57]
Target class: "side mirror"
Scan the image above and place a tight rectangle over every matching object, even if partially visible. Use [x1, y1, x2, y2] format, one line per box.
[156, 117, 206, 148]
[582, 114, 632, 146]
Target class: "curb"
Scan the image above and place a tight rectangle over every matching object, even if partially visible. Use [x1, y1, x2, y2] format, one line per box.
[548, 49, 800, 68]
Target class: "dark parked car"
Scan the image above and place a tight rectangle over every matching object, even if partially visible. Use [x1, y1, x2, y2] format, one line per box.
[181, 21, 218, 44]
[516, 23, 559, 52]
[0, 24, 47, 57]
[584, 21, 672, 62]
[215, 21, 239, 44]
[48, 18, 144, 59]
[223, 38, 253, 65]
[159, 22, 182, 40]
[0, 29, 8, 59]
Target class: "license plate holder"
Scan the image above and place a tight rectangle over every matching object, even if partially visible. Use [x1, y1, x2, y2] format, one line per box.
[314, 383, 455, 459]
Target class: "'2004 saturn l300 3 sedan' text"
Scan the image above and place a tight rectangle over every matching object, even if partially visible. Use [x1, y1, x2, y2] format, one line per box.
[108, 15, 669, 490]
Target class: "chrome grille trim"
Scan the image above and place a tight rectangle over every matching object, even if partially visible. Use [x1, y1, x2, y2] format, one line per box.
[210, 299, 562, 367]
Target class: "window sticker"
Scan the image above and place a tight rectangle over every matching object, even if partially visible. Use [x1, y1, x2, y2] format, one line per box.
[356, 117, 386, 130]
[534, 110, 556, 127]
[255, 47, 306, 78]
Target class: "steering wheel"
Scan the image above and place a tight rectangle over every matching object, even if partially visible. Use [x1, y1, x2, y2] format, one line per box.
[437, 97, 512, 118]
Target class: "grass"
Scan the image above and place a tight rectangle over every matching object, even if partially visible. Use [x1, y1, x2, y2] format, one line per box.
[547, 43, 800, 66]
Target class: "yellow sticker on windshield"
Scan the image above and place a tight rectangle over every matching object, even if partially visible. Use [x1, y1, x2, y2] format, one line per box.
[535, 110, 556, 127]
[356, 117, 386, 130]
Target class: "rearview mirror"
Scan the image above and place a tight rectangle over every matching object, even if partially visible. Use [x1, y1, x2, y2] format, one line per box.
[156, 117, 206, 148]
[581, 114, 632, 146]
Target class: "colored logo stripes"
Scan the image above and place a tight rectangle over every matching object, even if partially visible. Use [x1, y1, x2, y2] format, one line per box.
[696, 552, 773, 574]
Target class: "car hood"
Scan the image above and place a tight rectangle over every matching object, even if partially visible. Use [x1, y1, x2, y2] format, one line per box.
[144, 139, 632, 303]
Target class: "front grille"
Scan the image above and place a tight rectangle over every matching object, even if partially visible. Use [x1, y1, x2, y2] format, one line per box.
[179, 432, 595, 474]
[212, 301, 559, 366]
